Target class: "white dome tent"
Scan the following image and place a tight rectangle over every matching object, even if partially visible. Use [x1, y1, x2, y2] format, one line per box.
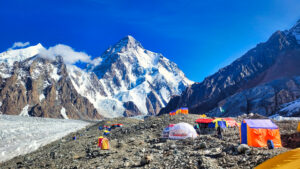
[168, 122, 198, 139]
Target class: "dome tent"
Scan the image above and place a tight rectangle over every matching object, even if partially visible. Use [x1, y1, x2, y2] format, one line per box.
[169, 122, 197, 139]
[162, 124, 175, 138]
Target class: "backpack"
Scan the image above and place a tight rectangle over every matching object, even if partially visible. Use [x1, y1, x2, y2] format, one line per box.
[267, 140, 274, 149]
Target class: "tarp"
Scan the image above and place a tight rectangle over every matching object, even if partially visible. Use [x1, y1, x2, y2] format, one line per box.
[195, 118, 213, 123]
[297, 122, 300, 132]
[255, 148, 300, 169]
[169, 122, 197, 139]
[244, 119, 278, 129]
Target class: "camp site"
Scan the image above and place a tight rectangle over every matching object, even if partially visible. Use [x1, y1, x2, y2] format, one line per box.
[1, 111, 300, 169]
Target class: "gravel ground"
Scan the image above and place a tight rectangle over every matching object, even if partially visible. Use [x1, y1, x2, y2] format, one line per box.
[0, 114, 298, 169]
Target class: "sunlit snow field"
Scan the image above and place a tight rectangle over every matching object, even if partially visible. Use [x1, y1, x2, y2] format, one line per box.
[0, 115, 90, 162]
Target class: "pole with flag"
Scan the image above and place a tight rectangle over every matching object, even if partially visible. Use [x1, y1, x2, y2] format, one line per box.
[219, 107, 225, 113]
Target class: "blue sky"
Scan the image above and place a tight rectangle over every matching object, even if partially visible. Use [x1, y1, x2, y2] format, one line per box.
[0, 0, 300, 82]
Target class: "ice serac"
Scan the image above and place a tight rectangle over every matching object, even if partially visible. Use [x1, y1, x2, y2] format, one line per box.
[69, 35, 193, 117]
[0, 45, 102, 120]
[159, 20, 300, 117]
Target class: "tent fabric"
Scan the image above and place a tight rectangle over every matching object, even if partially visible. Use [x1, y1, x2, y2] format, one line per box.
[162, 124, 175, 138]
[218, 121, 227, 128]
[244, 119, 278, 129]
[98, 137, 109, 150]
[240, 119, 282, 147]
[169, 122, 197, 139]
[169, 107, 189, 115]
[208, 119, 227, 129]
[195, 119, 213, 123]
[223, 118, 238, 127]
[255, 148, 300, 169]
[297, 122, 300, 132]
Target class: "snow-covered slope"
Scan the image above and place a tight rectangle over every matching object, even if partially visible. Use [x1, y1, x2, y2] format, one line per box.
[0, 115, 89, 162]
[0, 43, 43, 66]
[69, 35, 193, 117]
[0, 44, 44, 78]
[276, 98, 300, 117]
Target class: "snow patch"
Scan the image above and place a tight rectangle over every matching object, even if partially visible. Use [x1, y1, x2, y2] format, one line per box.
[39, 94, 45, 101]
[19, 105, 29, 116]
[50, 65, 61, 81]
[279, 99, 300, 116]
[269, 114, 300, 121]
[60, 107, 68, 119]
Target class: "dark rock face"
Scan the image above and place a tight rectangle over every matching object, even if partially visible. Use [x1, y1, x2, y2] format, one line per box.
[209, 77, 300, 117]
[160, 22, 300, 117]
[123, 101, 142, 117]
[0, 56, 102, 120]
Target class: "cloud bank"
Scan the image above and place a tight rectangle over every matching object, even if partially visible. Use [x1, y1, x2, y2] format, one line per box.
[39, 44, 92, 65]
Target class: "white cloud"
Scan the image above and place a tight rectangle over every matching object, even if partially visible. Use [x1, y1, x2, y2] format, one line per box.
[8, 42, 30, 50]
[39, 44, 92, 65]
[91, 57, 103, 66]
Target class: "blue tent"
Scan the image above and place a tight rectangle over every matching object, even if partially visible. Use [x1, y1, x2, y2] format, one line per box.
[208, 120, 227, 128]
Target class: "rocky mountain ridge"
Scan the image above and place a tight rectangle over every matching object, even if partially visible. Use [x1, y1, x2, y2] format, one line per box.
[159, 20, 300, 117]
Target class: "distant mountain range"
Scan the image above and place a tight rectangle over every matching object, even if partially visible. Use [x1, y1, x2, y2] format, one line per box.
[159, 19, 300, 117]
[2, 19, 300, 120]
[0, 36, 192, 119]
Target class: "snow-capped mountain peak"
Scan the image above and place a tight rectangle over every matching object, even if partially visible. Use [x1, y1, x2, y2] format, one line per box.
[0, 43, 44, 66]
[69, 35, 193, 117]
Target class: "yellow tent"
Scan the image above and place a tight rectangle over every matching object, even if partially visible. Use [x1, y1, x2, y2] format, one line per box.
[297, 122, 300, 132]
[98, 136, 109, 150]
[255, 148, 300, 169]
[199, 114, 207, 118]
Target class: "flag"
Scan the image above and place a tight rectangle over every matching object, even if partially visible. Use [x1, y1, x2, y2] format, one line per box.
[219, 107, 225, 113]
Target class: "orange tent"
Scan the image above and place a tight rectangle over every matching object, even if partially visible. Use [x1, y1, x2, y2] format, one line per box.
[240, 119, 282, 147]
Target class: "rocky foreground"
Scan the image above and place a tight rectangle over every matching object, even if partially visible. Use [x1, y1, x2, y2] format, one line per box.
[0, 114, 299, 169]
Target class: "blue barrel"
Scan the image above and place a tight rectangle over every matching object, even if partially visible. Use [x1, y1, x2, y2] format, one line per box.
[267, 140, 274, 149]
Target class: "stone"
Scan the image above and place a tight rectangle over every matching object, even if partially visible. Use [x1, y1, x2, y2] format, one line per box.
[237, 144, 250, 154]
[169, 144, 176, 149]
[140, 154, 153, 166]
[199, 142, 207, 149]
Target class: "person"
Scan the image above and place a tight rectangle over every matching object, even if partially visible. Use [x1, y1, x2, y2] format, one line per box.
[196, 124, 201, 135]
[217, 126, 222, 139]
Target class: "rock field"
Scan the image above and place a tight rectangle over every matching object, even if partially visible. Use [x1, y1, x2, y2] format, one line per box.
[0, 114, 299, 169]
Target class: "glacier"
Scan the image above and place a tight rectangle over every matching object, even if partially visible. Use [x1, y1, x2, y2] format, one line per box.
[0, 115, 89, 162]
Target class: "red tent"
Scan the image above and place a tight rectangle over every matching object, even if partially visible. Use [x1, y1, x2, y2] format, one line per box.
[195, 119, 214, 123]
